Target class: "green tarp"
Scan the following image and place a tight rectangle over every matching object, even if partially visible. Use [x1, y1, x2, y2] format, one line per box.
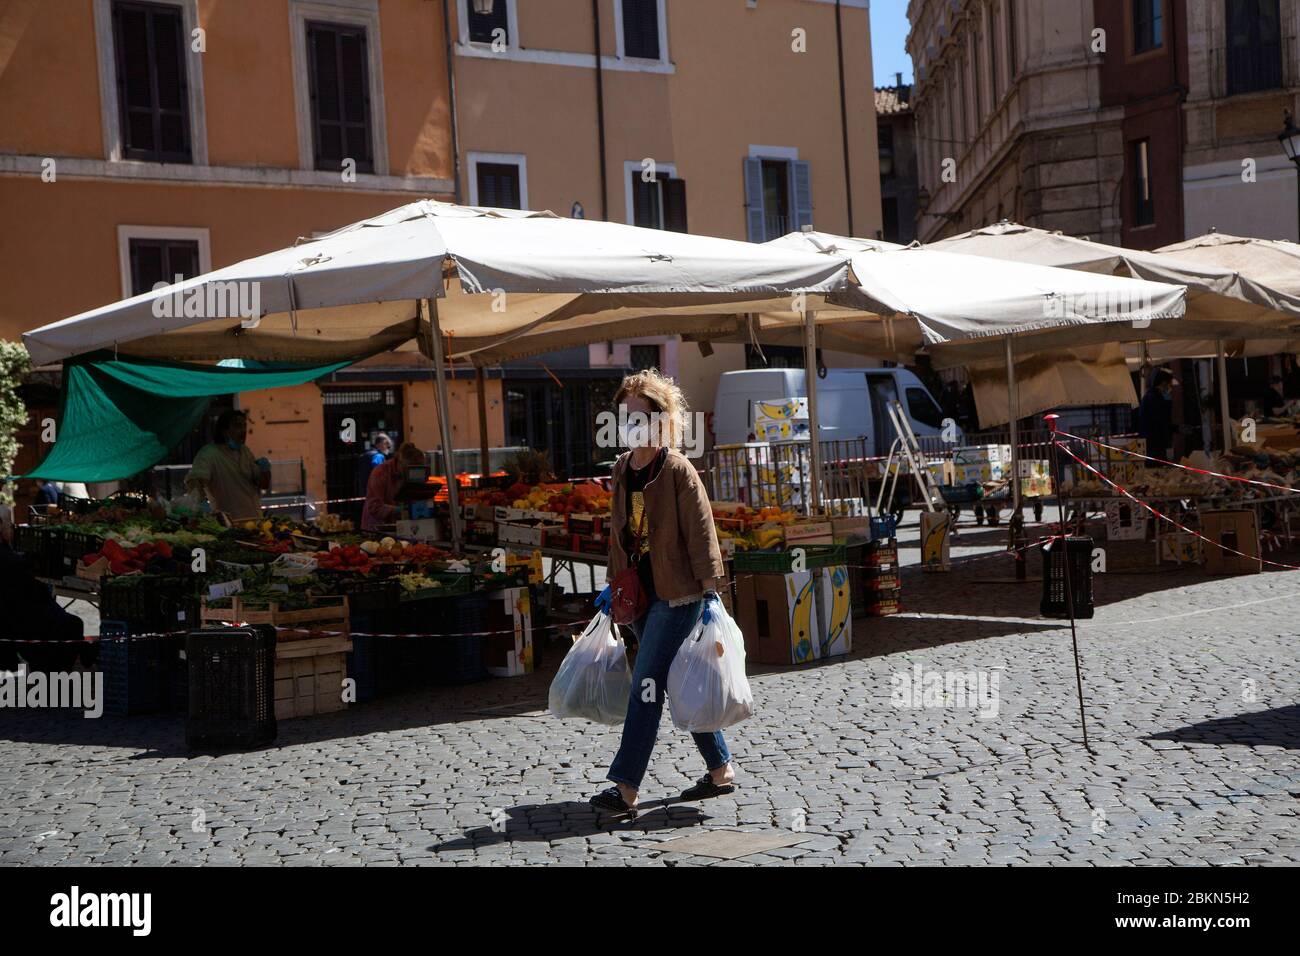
[24, 352, 352, 482]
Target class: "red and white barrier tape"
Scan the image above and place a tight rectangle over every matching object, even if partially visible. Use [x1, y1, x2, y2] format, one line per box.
[1053, 441, 1300, 572]
[1057, 429, 1300, 498]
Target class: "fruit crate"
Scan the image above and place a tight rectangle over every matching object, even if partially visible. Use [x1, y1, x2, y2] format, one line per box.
[860, 588, 902, 617]
[398, 571, 474, 602]
[99, 624, 167, 715]
[732, 544, 847, 574]
[100, 575, 204, 634]
[14, 525, 63, 578]
[185, 625, 277, 749]
[201, 594, 349, 642]
[334, 577, 401, 613]
[60, 530, 105, 577]
[274, 634, 352, 719]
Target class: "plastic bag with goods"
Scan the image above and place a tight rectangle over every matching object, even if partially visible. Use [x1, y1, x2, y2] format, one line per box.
[548, 610, 632, 725]
[666, 595, 754, 733]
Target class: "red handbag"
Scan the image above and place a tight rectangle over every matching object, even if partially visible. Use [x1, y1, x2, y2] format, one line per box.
[610, 504, 649, 625]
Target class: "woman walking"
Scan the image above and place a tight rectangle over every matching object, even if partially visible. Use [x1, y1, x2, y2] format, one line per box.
[590, 370, 735, 820]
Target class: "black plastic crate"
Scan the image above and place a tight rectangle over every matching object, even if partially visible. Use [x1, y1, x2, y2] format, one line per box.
[14, 525, 63, 578]
[1040, 535, 1095, 620]
[61, 530, 105, 576]
[185, 626, 277, 751]
[100, 575, 202, 634]
[335, 576, 401, 614]
[431, 593, 489, 684]
[99, 630, 167, 715]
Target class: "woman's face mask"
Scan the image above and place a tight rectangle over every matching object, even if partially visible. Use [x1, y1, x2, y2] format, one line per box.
[618, 422, 651, 448]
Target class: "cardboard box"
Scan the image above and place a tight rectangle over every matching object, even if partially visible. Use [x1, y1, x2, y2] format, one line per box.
[956, 461, 1007, 484]
[784, 520, 834, 546]
[481, 586, 534, 677]
[831, 516, 872, 542]
[735, 565, 851, 665]
[274, 635, 352, 720]
[753, 397, 809, 442]
[1017, 459, 1051, 479]
[396, 518, 442, 541]
[1019, 476, 1054, 498]
[497, 522, 564, 548]
[920, 511, 952, 571]
[1200, 510, 1260, 574]
[1105, 501, 1148, 541]
[1159, 531, 1203, 564]
[954, 444, 1011, 467]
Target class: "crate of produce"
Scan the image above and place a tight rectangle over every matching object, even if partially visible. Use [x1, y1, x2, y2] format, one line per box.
[937, 483, 985, 505]
[185, 626, 277, 749]
[100, 574, 204, 634]
[1040, 535, 1095, 619]
[99, 626, 168, 715]
[60, 530, 105, 577]
[201, 594, 349, 642]
[732, 544, 847, 574]
[274, 634, 351, 719]
[398, 570, 475, 602]
[334, 576, 401, 614]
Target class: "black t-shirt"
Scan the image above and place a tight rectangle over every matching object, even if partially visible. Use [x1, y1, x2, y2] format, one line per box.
[623, 448, 667, 603]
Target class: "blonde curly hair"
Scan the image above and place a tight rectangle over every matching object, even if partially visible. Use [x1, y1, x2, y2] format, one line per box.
[614, 368, 689, 449]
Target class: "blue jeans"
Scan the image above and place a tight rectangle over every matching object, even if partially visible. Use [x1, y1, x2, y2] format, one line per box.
[607, 598, 732, 790]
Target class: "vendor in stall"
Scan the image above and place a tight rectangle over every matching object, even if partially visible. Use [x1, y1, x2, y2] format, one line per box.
[1138, 368, 1177, 463]
[185, 409, 270, 519]
[361, 441, 426, 532]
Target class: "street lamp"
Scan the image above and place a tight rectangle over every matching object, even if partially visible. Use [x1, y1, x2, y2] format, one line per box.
[1278, 111, 1300, 240]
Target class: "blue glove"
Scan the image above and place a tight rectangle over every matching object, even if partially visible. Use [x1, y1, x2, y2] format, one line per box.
[701, 589, 721, 624]
[594, 585, 612, 613]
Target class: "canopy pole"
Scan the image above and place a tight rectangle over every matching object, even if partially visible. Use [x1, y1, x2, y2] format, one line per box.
[1216, 339, 1232, 453]
[803, 305, 823, 514]
[475, 365, 490, 477]
[1006, 337, 1021, 514]
[425, 298, 463, 548]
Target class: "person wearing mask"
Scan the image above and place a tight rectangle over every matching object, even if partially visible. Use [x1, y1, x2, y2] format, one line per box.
[588, 369, 732, 821]
[1138, 368, 1177, 462]
[357, 432, 392, 492]
[185, 410, 270, 519]
[361, 441, 426, 532]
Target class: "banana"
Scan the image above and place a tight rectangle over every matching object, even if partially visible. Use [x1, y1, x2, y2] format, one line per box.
[822, 565, 852, 657]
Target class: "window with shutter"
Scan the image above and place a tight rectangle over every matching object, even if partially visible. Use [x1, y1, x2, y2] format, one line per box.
[306, 21, 375, 173]
[477, 162, 522, 209]
[743, 157, 766, 242]
[1226, 0, 1281, 96]
[631, 171, 662, 229]
[111, 0, 192, 163]
[622, 0, 661, 60]
[791, 160, 813, 232]
[467, 0, 509, 45]
[662, 178, 688, 233]
[1132, 0, 1163, 54]
[128, 237, 200, 296]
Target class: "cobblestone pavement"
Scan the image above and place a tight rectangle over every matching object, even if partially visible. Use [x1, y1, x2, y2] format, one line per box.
[2, 518, 1298, 866]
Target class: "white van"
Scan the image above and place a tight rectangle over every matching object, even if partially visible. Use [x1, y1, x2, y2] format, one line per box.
[713, 367, 954, 455]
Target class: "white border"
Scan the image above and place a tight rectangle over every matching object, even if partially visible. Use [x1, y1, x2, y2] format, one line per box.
[467, 151, 528, 208]
[622, 159, 677, 226]
[116, 224, 213, 298]
[457, 0, 520, 52]
[93, 0, 208, 165]
[288, 0, 389, 175]
[613, 0, 670, 66]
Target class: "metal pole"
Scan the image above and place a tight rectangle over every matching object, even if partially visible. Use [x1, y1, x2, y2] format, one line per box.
[803, 305, 823, 513]
[1045, 413, 1091, 753]
[475, 364, 490, 476]
[1216, 339, 1232, 452]
[426, 298, 463, 548]
[1006, 337, 1021, 514]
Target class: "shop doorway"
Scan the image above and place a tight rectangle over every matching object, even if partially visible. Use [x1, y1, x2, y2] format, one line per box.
[322, 386, 404, 519]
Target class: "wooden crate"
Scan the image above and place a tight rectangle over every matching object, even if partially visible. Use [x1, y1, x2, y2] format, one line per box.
[201, 594, 349, 642]
[274, 635, 352, 719]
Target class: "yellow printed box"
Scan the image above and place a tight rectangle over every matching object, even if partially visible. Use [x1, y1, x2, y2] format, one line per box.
[735, 565, 851, 665]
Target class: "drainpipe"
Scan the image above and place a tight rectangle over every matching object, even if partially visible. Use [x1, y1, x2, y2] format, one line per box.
[835, 0, 854, 235]
[441, 0, 462, 202]
[593, 0, 609, 220]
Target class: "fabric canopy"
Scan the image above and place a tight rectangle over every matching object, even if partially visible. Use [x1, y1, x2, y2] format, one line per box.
[25, 354, 351, 482]
[23, 201, 854, 367]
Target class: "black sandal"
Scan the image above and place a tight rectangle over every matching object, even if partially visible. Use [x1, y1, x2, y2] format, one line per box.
[680, 773, 737, 801]
[590, 785, 638, 820]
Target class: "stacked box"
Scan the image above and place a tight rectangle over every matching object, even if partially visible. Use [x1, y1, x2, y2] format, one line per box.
[1019, 475, 1055, 498]
[1200, 510, 1260, 574]
[1159, 531, 1203, 564]
[734, 564, 851, 665]
[953, 445, 1011, 484]
[481, 586, 534, 677]
[1105, 501, 1148, 541]
[784, 520, 834, 546]
[753, 396, 809, 442]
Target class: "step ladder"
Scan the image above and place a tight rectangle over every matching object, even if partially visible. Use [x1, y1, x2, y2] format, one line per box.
[875, 399, 945, 515]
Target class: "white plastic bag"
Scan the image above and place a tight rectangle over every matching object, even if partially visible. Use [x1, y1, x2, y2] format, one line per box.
[548, 610, 632, 725]
[667, 597, 754, 733]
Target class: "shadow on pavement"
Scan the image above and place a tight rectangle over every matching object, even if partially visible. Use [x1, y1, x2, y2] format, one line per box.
[1147, 704, 1300, 750]
[427, 798, 708, 852]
